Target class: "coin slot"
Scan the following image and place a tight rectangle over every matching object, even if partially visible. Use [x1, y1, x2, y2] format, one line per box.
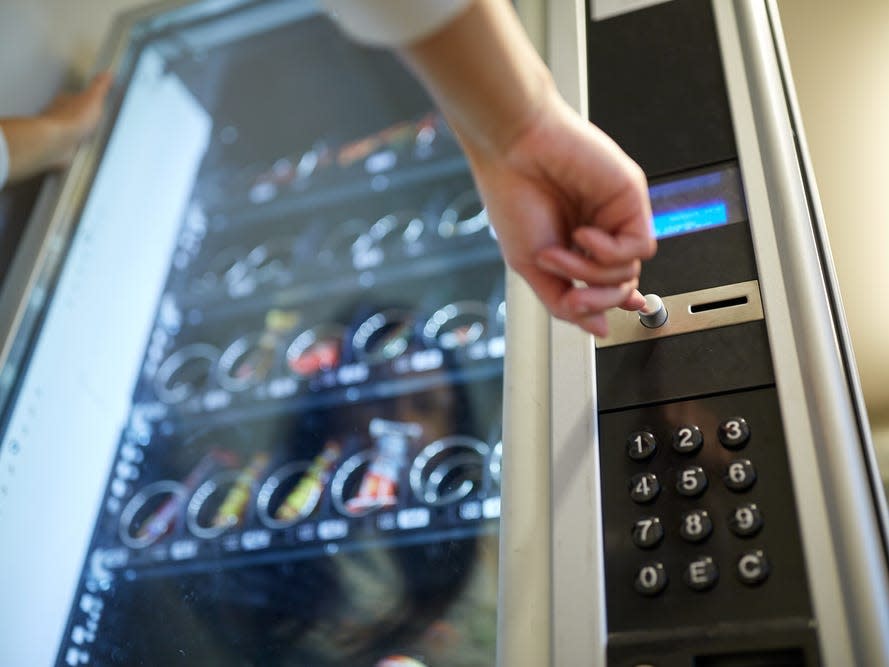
[689, 295, 748, 314]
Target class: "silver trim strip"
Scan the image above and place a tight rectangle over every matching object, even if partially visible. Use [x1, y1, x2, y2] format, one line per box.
[716, 2, 889, 664]
[596, 280, 764, 348]
[548, 1, 607, 665]
[763, 0, 889, 568]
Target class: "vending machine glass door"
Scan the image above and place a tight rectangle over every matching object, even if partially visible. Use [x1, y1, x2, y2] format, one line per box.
[0, 2, 505, 665]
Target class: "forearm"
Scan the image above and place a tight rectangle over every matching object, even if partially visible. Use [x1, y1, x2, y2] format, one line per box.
[400, 0, 555, 158]
[0, 116, 67, 184]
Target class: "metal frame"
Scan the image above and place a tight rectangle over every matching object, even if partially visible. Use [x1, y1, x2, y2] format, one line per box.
[545, 1, 607, 665]
[0, 0, 315, 416]
[714, 2, 889, 664]
[495, 5, 553, 667]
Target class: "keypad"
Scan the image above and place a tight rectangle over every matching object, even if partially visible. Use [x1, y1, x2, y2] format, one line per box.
[620, 413, 770, 598]
[601, 389, 812, 636]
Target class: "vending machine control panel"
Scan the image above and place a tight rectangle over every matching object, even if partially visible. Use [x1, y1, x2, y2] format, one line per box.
[589, 2, 822, 664]
[595, 162, 818, 666]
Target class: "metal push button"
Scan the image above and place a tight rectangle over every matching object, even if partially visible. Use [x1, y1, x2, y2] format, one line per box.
[635, 561, 668, 596]
[718, 417, 750, 449]
[639, 293, 668, 328]
[632, 516, 664, 548]
[630, 473, 661, 503]
[684, 556, 719, 591]
[679, 509, 713, 542]
[724, 459, 757, 492]
[737, 549, 770, 585]
[627, 431, 658, 461]
[676, 465, 708, 497]
[729, 503, 763, 537]
[672, 425, 703, 455]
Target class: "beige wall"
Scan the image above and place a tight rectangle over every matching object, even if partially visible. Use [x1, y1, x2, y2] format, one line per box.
[0, 0, 145, 116]
[777, 0, 889, 439]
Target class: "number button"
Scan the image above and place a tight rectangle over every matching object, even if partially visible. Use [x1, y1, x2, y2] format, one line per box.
[627, 431, 658, 461]
[635, 561, 668, 596]
[718, 417, 750, 449]
[724, 459, 757, 492]
[729, 503, 763, 537]
[630, 473, 660, 503]
[676, 466, 708, 497]
[672, 425, 703, 455]
[683, 556, 719, 591]
[737, 549, 770, 585]
[679, 509, 713, 542]
[633, 516, 664, 549]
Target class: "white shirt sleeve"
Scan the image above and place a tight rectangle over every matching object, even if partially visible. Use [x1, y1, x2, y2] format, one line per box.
[319, 0, 473, 47]
[0, 126, 9, 190]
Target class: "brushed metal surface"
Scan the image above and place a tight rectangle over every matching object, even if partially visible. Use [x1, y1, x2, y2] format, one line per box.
[596, 280, 764, 348]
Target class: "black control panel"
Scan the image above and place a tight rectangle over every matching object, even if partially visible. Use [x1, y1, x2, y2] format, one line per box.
[600, 389, 811, 630]
[589, 1, 820, 664]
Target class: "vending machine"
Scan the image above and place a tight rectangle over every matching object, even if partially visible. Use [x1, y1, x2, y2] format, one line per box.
[1, 1, 887, 666]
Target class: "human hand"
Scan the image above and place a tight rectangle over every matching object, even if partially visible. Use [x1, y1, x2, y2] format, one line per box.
[41, 71, 114, 168]
[462, 88, 656, 336]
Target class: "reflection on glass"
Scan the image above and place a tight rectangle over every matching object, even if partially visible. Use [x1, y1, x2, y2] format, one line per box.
[52, 4, 505, 666]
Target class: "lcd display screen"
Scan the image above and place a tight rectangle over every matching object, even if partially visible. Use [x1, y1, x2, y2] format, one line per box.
[649, 163, 746, 239]
[0, 2, 503, 665]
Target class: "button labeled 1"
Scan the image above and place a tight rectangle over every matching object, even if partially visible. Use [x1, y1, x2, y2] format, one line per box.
[627, 431, 658, 461]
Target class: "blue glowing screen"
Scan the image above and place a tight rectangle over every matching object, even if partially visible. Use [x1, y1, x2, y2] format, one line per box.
[648, 164, 744, 239]
[652, 201, 728, 238]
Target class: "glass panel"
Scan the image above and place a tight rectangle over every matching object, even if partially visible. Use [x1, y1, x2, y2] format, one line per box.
[0, 3, 503, 665]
